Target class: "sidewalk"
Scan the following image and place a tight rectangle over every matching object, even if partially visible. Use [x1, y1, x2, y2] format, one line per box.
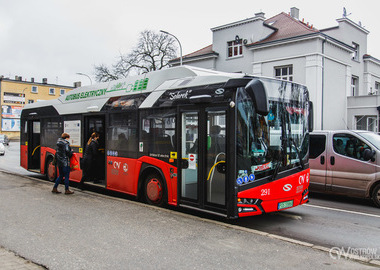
[0, 247, 45, 269]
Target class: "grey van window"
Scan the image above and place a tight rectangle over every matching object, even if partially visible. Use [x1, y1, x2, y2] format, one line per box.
[333, 134, 370, 160]
[309, 135, 326, 159]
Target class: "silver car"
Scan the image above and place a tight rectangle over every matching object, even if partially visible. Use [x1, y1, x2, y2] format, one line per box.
[0, 134, 9, 146]
[309, 130, 380, 207]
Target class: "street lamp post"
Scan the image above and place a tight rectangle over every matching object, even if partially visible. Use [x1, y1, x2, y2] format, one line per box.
[21, 87, 27, 107]
[76, 72, 93, 85]
[160, 30, 183, 66]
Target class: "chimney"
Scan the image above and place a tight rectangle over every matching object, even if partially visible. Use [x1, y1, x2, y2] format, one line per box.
[42, 78, 47, 84]
[290, 7, 299, 20]
[74, 81, 82, 88]
[31, 77, 35, 83]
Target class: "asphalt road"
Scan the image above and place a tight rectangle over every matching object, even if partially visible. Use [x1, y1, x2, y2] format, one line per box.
[1, 142, 379, 269]
[0, 171, 377, 269]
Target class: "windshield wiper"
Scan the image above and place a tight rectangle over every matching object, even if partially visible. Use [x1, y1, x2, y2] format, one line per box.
[271, 149, 282, 181]
[290, 138, 304, 170]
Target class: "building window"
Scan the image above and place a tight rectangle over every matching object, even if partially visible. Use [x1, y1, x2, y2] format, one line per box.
[49, 88, 55, 95]
[31, 86, 38, 93]
[375, 82, 380, 95]
[351, 76, 359, 96]
[227, 39, 243, 58]
[356, 115, 377, 132]
[60, 89, 65, 96]
[28, 100, 34, 104]
[352, 42, 360, 61]
[275, 66, 293, 81]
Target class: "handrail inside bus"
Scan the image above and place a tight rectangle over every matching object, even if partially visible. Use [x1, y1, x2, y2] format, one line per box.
[206, 160, 226, 181]
[32, 145, 40, 156]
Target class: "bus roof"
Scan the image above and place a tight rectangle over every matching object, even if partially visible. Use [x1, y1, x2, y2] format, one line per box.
[23, 66, 245, 115]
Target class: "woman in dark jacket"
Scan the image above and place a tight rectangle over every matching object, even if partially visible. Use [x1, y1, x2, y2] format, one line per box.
[78, 132, 100, 189]
[52, 133, 74, 194]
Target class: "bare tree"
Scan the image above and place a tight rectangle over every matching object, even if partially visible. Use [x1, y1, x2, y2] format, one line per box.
[94, 30, 177, 82]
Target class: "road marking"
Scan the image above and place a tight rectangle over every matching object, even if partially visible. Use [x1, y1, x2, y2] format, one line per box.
[305, 204, 380, 218]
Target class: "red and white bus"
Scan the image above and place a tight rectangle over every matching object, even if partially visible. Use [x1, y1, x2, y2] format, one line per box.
[20, 66, 313, 218]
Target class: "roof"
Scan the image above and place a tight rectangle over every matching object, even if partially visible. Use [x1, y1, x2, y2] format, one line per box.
[23, 66, 245, 115]
[250, 12, 319, 45]
[363, 54, 380, 65]
[169, 45, 218, 64]
[181, 11, 320, 59]
[0, 77, 74, 89]
[183, 45, 215, 58]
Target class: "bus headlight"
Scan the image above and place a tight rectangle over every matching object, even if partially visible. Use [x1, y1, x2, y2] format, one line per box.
[238, 207, 256, 213]
[238, 198, 258, 205]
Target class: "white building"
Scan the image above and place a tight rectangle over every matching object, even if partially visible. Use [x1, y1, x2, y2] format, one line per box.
[170, 7, 380, 132]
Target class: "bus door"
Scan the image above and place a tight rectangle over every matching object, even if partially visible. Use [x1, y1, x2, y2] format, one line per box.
[27, 120, 41, 170]
[179, 108, 227, 213]
[83, 115, 106, 185]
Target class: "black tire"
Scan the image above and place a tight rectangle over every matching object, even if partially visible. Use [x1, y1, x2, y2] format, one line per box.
[372, 184, 380, 208]
[144, 173, 166, 207]
[46, 157, 57, 182]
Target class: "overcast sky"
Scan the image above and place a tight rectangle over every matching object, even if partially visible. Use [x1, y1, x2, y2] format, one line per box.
[0, 0, 379, 86]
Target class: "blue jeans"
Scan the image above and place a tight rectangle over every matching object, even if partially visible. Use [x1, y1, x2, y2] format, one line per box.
[53, 166, 70, 190]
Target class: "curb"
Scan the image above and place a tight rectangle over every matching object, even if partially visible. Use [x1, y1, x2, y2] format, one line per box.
[0, 245, 46, 269]
[1, 169, 379, 268]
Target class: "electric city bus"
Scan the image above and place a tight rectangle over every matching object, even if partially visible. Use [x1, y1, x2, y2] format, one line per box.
[20, 66, 313, 218]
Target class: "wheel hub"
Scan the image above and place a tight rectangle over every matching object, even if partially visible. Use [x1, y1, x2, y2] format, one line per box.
[146, 179, 162, 202]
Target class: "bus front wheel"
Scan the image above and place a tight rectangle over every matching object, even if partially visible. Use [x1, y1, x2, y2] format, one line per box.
[46, 158, 57, 182]
[144, 173, 166, 206]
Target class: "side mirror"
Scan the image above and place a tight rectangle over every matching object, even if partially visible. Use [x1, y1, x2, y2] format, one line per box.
[245, 79, 269, 116]
[308, 101, 314, 132]
[363, 149, 376, 162]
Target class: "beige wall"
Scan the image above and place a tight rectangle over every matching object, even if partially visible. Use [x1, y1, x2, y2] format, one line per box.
[0, 79, 74, 139]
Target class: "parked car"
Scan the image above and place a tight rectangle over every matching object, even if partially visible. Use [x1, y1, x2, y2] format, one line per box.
[0, 134, 9, 146]
[0, 143, 5, 155]
[309, 130, 380, 207]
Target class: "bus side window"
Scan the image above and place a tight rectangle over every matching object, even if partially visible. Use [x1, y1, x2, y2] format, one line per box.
[139, 109, 176, 157]
[41, 118, 63, 149]
[108, 112, 137, 157]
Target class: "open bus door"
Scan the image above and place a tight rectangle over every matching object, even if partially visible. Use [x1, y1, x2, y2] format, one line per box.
[83, 115, 106, 186]
[179, 107, 227, 215]
[27, 120, 41, 171]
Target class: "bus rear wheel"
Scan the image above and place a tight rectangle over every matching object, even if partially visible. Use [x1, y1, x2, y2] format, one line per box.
[372, 184, 380, 208]
[144, 173, 166, 206]
[46, 158, 57, 182]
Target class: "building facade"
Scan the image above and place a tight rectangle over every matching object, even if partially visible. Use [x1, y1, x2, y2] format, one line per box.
[171, 7, 380, 132]
[0, 76, 75, 139]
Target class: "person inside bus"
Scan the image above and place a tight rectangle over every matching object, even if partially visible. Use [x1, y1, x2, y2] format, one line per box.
[52, 132, 74, 195]
[78, 132, 100, 189]
[209, 125, 224, 153]
[117, 133, 128, 149]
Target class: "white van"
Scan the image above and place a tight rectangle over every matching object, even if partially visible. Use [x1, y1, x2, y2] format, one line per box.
[309, 130, 380, 207]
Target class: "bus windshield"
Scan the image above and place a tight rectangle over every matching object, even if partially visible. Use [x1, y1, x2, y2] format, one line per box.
[236, 79, 309, 182]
